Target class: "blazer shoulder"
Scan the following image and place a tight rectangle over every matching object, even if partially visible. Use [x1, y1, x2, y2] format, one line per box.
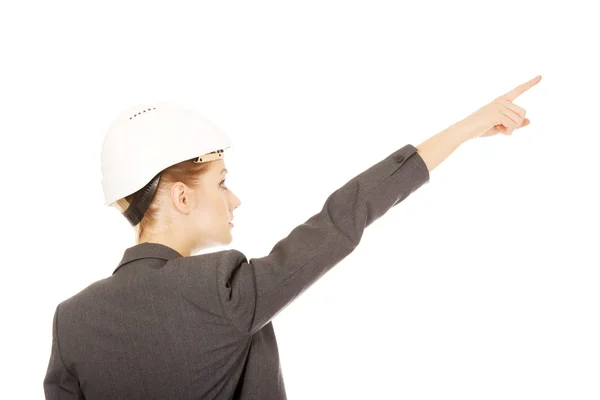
[162, 249, 250, 335]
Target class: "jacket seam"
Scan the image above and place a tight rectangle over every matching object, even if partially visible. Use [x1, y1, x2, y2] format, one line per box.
[55, 304, 79, 379]
[169, 266, 196, 389]
[216, 251, 247, 336]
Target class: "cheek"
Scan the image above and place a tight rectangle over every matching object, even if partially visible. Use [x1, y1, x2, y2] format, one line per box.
[192, 194, 229, 224]
[193, 210, 217, 230]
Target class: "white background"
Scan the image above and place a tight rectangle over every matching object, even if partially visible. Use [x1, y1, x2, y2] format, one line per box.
[1, 0, 599, 399]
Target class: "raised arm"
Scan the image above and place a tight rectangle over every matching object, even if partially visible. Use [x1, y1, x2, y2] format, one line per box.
[217, 143, 431, 336]
[216, 75, 542, 336]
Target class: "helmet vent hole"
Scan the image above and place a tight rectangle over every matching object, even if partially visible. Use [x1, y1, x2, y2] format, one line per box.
[129, 107, 157, 120]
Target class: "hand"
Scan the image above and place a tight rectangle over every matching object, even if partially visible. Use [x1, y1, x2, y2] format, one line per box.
[457, 75, 542, 140]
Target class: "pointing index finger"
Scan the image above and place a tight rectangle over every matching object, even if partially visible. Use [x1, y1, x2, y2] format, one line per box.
[501, 75, 542, 101]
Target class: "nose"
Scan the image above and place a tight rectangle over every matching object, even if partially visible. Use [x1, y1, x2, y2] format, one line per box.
[230, 197, 241, 220]
[230, 192, 241, 209]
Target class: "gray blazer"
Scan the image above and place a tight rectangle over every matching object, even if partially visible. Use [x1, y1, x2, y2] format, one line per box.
[43, 144, 430, 399]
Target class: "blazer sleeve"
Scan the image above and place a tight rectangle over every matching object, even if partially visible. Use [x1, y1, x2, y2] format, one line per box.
[217, 144, 430, 336]
[43, 304, 84, 400]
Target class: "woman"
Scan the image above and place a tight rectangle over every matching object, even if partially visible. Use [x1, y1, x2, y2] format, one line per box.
[43, 75, 542, 399]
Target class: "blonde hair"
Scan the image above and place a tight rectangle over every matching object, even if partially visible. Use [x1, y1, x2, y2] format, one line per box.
[111, 158, 213, 243]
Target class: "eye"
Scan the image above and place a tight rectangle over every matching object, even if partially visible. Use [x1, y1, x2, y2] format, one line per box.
[220, 179, 228, 190]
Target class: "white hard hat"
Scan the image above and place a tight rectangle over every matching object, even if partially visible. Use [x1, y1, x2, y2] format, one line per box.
[100, 103, 235, 226]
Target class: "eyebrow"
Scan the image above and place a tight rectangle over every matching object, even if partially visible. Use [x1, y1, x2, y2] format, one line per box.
[221, 168, 228, 174]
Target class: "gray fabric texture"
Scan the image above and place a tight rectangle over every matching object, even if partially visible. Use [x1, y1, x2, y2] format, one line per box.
[43, 144, 430, 399]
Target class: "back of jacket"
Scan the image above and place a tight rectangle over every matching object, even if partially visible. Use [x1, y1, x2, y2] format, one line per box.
[43, 144, 430, 399]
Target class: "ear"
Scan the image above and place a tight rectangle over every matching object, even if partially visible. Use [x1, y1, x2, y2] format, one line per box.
[170, 182, 192, 215]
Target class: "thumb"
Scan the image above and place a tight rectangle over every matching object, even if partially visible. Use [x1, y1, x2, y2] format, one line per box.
[519, 118, 531, 128]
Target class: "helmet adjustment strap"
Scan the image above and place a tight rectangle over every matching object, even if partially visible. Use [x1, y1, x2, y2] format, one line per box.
[122, 173, 161, 227]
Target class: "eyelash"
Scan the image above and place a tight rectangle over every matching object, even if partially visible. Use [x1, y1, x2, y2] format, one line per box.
[220, 179, 228, 190]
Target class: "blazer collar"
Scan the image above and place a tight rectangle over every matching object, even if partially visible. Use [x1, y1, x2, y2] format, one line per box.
[112, 242, 183, 275]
